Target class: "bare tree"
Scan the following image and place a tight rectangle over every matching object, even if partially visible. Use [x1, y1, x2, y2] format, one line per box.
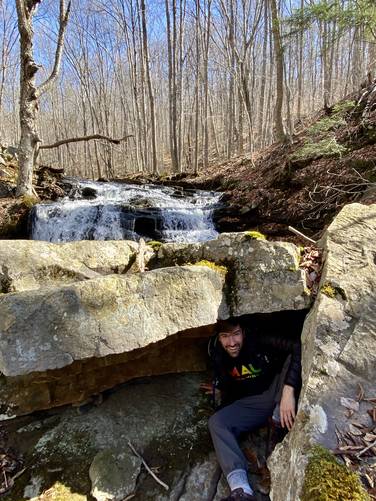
[15, 0, 71, 196]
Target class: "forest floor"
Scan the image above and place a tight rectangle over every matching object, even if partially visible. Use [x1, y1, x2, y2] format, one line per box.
[0, 83, 375, 241]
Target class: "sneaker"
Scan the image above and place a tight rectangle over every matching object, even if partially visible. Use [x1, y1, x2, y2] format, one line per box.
[220, 488, 257, 500]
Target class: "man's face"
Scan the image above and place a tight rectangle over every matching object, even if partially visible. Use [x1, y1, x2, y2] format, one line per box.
[218, 325, 244, 358]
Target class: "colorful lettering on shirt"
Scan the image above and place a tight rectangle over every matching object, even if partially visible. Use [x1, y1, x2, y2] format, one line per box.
[231, 367, 241, 377]
[229, 363, 262, 380]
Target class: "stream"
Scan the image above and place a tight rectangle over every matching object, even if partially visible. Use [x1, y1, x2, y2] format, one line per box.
[30, 179, 222, 243]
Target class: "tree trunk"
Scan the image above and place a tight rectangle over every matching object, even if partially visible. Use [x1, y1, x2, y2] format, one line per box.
[269, 0, 286, 143]
[296, 0, 304, 121]
[15, 0, 70, 195]
[165, 0, 179, 172]
[15, 0, 40, 196]
[140, 0, 158, 174]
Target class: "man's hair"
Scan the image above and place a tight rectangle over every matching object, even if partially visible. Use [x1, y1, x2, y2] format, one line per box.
[215, 317, 241, 335]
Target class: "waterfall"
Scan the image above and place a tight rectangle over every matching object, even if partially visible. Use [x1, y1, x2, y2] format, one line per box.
[30, 179, 222, 243]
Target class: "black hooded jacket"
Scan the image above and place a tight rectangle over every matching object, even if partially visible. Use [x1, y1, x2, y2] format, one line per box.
[209, 329, 301, 405]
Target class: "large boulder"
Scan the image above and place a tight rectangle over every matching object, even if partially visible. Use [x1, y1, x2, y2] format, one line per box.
[0, 266, 225, 414]
[0, 240, 139, 292]
[155, 232, 310, 314]
[269, 203, 376, 500]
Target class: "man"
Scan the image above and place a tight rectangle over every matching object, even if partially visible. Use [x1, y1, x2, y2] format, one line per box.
[206, 317, 301, 501]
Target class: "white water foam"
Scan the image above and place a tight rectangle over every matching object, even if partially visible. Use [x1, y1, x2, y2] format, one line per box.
[31, 180, 222, 243]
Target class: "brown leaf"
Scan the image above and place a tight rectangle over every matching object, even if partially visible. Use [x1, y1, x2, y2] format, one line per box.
[243, 447, 260, 472]
[364, 433, 376, 442]
[256, 465, 271, 495]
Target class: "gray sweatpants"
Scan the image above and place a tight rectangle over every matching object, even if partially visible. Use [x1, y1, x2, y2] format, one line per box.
[208, 376, 280, 476]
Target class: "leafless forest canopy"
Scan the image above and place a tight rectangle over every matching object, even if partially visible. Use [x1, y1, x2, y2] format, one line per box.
[1, 0, 375, 178]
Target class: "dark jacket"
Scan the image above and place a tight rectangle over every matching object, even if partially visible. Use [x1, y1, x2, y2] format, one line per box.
[209, 329, 301, 406]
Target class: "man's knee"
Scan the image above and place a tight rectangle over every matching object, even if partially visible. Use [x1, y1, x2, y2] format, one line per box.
[208, 411, 226, 434]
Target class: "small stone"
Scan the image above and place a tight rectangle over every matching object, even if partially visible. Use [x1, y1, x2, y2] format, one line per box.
[89, 449, 141, 501]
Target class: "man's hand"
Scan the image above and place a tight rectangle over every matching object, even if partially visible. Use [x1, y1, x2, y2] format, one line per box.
[200, 382, 221, 405]
[280, 385, 296, 430]
[200, 382, 214, 394]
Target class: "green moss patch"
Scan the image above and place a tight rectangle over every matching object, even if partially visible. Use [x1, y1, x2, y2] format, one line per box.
[321, 282, 347, 300]
[308, 116, 346, 136]
[188, 260, 228, 275]
[243, 230, 267, 240]
[36, 482, 87, 500]
[291, 138, 347, 162]
[20, 194, 39, 208]
[291, 100, 354, 163]
[146, 240, 163, 251]
[301, 446, 370, 501]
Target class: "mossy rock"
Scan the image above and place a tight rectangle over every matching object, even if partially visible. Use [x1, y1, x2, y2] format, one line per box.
[301, 445, 370, 501]
[243, 230, 267, 240]
[321, 282, 346, 300]
[291, 138, 347, 162]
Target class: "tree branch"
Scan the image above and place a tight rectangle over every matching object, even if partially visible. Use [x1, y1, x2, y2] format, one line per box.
[127, 440, 169, 491]
[39, 134, 133, 150]
[37, 0, 71, 96]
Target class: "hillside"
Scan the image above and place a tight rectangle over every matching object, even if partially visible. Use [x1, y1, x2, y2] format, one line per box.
[156, 84, 376, 242]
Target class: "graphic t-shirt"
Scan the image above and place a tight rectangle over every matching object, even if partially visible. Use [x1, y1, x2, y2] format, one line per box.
[215, 333, 300, 404]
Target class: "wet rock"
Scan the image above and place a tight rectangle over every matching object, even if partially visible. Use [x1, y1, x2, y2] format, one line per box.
[269, 203, 376, 501]
[80, 187, 97, 199]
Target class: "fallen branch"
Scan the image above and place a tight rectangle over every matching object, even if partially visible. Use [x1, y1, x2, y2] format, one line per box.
[357, 439, 376, 458]
[40, 134, 133, 150]
[288, 226, 317, 244]
[127, 440, 169, 491]
[122, 494, 135, 500]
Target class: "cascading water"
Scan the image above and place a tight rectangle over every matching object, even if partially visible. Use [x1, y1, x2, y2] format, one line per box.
[30, 179, 222, 243]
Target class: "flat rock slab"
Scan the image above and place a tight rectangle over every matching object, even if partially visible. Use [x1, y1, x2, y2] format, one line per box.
[269, 203, 376, 501]
[2, 374, 226, 501]
[0, 266, 226, 377]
